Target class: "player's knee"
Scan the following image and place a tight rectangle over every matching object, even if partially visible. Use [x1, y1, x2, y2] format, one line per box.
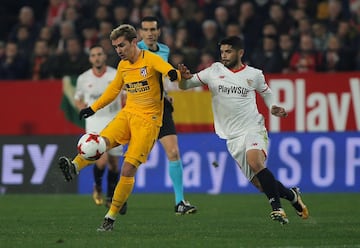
[166, 147, 180, 161]
[107, 162, 118, 172]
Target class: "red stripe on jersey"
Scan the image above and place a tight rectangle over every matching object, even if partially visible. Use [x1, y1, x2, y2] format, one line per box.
[230, 64, 246, 73]
[92, 67, 107, 78]
[260, 85, 269, 93]
[196, 73, 206, 85]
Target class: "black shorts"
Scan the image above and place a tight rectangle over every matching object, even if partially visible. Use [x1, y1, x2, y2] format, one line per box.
[158, 97, 176, 139]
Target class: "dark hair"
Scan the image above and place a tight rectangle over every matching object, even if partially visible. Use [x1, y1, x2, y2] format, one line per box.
[219, 36, 244, 50]
[140, 16, 161, 29]
[89, 44, 104, 51]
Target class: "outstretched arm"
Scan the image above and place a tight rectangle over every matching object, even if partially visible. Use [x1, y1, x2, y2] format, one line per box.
[178, 64, 203, 90]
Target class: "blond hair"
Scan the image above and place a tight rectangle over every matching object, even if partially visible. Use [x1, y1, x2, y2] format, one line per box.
[110, 24, 137, 41]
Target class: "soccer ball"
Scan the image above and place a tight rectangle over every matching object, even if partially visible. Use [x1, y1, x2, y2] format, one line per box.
[77, 132, 106, 161]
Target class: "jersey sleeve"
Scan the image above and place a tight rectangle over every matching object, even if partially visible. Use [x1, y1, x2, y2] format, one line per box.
[178, 66, 211, 90]
[195, 66, 212, 85]
[253, 71, 275, 109]
[74, 74, 84, 101]
[91, 67, 124, 112]
[150, 52, 180, 80]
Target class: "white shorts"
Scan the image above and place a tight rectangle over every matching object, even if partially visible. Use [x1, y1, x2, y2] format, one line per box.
[107, 144, 124, 157]
[226, 129, 269, 181]
[86, 116, 123, 157]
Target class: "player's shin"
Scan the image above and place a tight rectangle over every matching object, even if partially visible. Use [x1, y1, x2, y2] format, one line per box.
[256, 168, 282, 210]
[106, 176, 134, 219]
[169, 160, 184, 204]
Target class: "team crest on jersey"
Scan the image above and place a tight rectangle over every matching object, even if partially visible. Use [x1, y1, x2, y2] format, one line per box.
[246, 79, 253, 86]
[140, 67, 147, 77]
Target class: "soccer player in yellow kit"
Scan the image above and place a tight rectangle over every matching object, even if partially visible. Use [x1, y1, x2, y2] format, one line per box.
[58, 24, 181, 231]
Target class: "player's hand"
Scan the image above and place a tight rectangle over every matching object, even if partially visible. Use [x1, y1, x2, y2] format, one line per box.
[79, 107, 95, 119]
[178, 64, 192, 80]
[271, 105, 288, 117]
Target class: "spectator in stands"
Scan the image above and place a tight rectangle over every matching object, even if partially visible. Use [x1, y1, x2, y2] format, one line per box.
[52, 36, 90, 78]
[94, 4, 112, 24]
[141, 4, 157, 20]
[267, 3, 292, 34]
[294, 17, 312, 44]
[238, 1, 263, 56]
[251, 35, 283, 73]
[200, 19, 220, 59]
[174, 26, 193, 51]
[289, 7, 307, 25]
[262, 21, 279, 38]
[30, 39, 56, 80]
[186, 8, 206, 47]
[312, 20, 332, 52]
[38, 26, 57, 54]
[12, 25, 35, 59]
[98, 20, 113, 39]
[214, 6, 230, 37]
[2, 0, 360, 77]
[350, 0, 360, 32]
[128, 0, 145, 26]
[45, 0, 67, 28]
[167, 6, 187, 32]
[174, 26, 198, 71]
[336, 20, 359, 53]
[62, 6, 84, 35]
[326, 0, 346, 34]
[175, 0, 198, 22]
[199, 0, 217, 19]
[197, 50, 215, 71]
[253, 21, 278, 61]
[320, 35, 353, 72]
[0, 41, 29, 79]
[162, 28, 175, 50]
[54, 20, 76, 55]
[290, 34, 322, 73]
[169, 49, 185, 68]
[291, 0, 317, 18]
[9, 6, 41, 43]
[225, 22, 242, 38]
[99, 36, 120, 68]
[113, 5, 130, 26]
[278, 33, 295, 73]
[81, 21, 99, 54]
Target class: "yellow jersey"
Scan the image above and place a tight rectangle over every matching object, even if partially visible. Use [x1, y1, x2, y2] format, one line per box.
[91, 50, 178, 126]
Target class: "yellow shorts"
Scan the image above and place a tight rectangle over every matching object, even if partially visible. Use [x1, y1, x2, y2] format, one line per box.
[100, 110, 160, 167]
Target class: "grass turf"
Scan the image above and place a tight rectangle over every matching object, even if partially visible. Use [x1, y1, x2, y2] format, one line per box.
[0, 193, 359, 248]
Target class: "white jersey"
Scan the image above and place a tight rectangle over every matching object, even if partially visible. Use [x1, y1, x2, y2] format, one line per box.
[74, 66, 121, 133]
[194, 62, 273, 139]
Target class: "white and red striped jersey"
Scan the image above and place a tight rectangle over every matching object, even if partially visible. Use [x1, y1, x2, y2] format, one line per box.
[74, 66, 121, 132]
[190, 62, 274, 139]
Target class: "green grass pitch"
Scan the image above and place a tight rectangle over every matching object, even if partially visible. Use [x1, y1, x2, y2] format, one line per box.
[0, 193, 359, 248]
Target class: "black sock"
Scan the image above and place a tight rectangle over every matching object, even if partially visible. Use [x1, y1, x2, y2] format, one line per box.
[93, 165, 105, 187]
[277, 181, 302, 212]
[277, 181, 303, 212]
[256, 168, 282, 210]
[277, 181, 295, 201]
[107, 170, 119, 201]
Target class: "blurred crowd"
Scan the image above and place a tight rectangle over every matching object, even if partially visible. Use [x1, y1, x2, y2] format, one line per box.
[1, 0, 360, 80]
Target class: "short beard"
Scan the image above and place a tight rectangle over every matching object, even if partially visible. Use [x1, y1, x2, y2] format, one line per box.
[224, 58, 238, 69]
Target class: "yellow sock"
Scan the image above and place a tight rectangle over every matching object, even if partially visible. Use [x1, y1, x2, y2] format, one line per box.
[106, 176, 135, 219]
[72, 155, 94, 172]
